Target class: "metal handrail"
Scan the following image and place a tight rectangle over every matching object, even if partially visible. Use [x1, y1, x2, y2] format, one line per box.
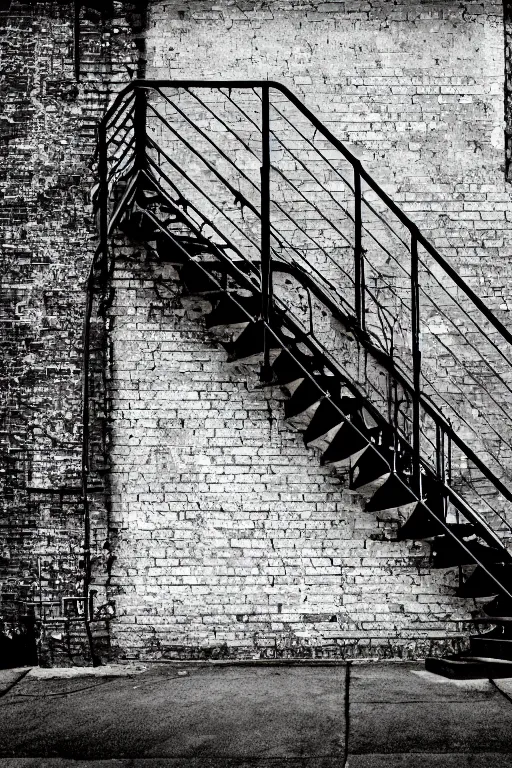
[98, 79, 512, 351]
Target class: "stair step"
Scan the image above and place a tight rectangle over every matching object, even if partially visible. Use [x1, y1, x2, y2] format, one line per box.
[303, 396, 358, 446]
[225, 320, 281, 363]
[365, 473, 417, 514]
[206, 294, 259, 329]
[420, 474, 447, 518]
[350, 444, 391, 492]
[457, 564, 512, 598]
[284, 377, 325, 420]
[468, 617, 512, 625]
[180, 260, 225, 295]
[398, 503, 474, 542]
[431, 537, 506, 569]
[136, 186, 161, 205]
[321, 421, 369, 467]
[120, 210, 160, 242]
[470, 636, 512, 660]
[425, 654, 512, 679]
[156, 235, 212, 264]
[484, 595, 512, 617]
[271, 348, 311, 387]
[397, 502, 445, 540]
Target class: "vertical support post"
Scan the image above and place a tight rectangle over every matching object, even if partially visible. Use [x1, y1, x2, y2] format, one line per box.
[134, 86, 147, 172]
[354, 165, 365, 331]
[74, 1, 81, 82]
[411, 232, 422, 495]
[260, 83, 272, 380]
[436, 424, 447, 520]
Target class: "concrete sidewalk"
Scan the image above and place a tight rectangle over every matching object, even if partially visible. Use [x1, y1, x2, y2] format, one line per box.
[0, 662, 511, 767]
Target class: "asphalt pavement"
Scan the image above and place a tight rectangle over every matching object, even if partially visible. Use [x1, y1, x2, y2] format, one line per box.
[0, 661, 511, 767]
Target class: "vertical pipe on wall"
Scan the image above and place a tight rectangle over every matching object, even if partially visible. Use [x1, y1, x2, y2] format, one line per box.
[98, 119, 109, 279]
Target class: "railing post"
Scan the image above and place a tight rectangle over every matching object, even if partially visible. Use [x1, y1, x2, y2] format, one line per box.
[260, 83, 272, 380]
[436, 424, 448, 521]
[411, 232, 421, 495]
[354, 165, 365, 331]
[134, 86, 147, 171]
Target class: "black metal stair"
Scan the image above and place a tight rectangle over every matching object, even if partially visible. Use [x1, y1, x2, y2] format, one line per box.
[92, 79, 512, 676]
[113, 175, 512, 676]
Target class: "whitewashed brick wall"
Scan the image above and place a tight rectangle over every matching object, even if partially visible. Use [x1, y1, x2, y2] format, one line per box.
[107, 249, 474, 659]
[104, 0, 512, 659]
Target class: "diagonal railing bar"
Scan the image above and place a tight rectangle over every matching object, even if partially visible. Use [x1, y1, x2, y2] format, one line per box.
[146, 137, 262, 256]
[140, 190, 261, 296]
[155, 87, 262, 194]
[420, 332, 512, 443]
[105, 90, 136, 130]
[268, 100, 355, 193]
[146, 99, 261, 218]
[222, 87, 262, 132]
[268, 132, 356, 215]
[141, 163, 260, 279]
[107, 137, 136, 177]
[271, 105, 418, 266]
[151, 90, 358, 286]
[148, 135, 333, 306]
[107, 169, 141, 236]
[176, 91, 363, 289]
[186, 87, 260, 158]
[415, 251, 512, 375]
[106, 106, 136, 147]
[269, 160, 354, 250]
[147, 135, 357, 320]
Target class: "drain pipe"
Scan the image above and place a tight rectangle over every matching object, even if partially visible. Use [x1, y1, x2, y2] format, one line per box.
[81, 261, 101, 667]
[343, 661, 352, 768]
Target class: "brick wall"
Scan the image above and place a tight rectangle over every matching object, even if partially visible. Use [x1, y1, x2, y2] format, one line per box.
[3, 0, 512, 664]
[104, 0, 512, 660]
[0, 1, 140, 666]
[142, 0, 512, 523]
[107, 247, 472, 660]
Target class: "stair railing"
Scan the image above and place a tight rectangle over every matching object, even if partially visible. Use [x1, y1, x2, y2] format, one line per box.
[93, 79, 512, 577]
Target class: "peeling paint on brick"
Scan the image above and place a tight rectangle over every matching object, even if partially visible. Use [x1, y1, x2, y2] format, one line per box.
[3, 0, 512, 666]
[0, 1, 140, 667]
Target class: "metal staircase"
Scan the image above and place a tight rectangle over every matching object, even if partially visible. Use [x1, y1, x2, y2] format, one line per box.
[89, 80, 512, 677]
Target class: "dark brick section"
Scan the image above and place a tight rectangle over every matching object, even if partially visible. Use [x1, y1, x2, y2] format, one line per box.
[0, 1, 140, 666]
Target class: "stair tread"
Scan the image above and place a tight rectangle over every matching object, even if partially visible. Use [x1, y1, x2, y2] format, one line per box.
[350, 444, 391, 491]
[285, 377, 325, 419]
[321, 421, 368, 466]
[464, 654, 512, 664]
[425, 654, 512, 678]
[365, 473, 417, 514]
[467, 617, 512, 624]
